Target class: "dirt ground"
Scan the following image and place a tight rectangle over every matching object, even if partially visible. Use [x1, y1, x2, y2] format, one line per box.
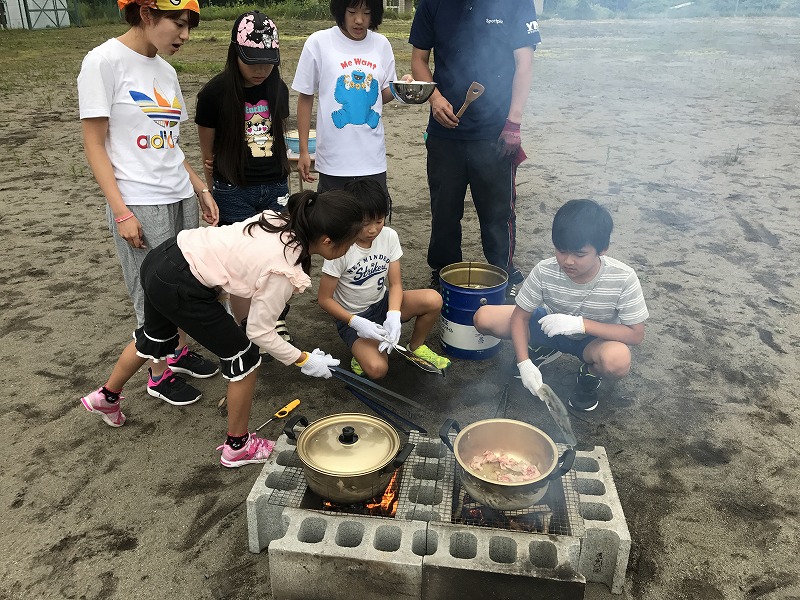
[1, 15, 799, 600]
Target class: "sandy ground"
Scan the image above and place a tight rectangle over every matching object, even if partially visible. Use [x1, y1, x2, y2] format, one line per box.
[1, 16, 799, 600]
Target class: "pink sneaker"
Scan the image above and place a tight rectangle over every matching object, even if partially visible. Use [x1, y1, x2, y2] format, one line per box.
[81, 388, 126, 427]
[216, 433, 275, 468]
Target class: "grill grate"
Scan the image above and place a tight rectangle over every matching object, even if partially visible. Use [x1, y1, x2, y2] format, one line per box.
[263, 433, 455, 519]
[451, 444, 584, 538]
[262, 438, 583, 537]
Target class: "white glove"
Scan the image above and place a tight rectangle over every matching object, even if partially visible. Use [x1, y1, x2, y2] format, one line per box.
[382, 311, 402, 345]
[299, 348, 340, 379]
[349, 315, 388, 342]
[517, 359, 543, 398]
[538, 314, 585, 337]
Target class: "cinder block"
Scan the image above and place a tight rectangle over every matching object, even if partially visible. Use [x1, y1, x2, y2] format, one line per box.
[574, 446, 631, 595]
[395, 431, 456, 523]
[269, 507, 426, 600]
[246, 436, 305, 553]
[422, 521, 585, 600]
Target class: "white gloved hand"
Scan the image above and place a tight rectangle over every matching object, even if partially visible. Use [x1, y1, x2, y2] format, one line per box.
[349, 315, 388, 342]
[538, 314, 585, 337]
[517, 359, 543, 398]
[299, 348, 340, 379]
[382, 311, 402, 345]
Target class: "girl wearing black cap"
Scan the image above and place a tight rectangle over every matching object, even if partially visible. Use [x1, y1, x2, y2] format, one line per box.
[196, 11, 295, 342]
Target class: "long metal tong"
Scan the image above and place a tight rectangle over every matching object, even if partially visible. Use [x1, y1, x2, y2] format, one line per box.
[345, 386, 427, 435]
[330, 366, 426, 412]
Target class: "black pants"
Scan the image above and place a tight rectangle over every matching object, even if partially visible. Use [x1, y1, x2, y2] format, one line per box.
[425, 135, 521, 281]
[135, 239, 260, 380]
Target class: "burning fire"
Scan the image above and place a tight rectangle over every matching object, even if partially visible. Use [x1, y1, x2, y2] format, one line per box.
[365, 471, 399, 517]
[322, 471, 400, 517]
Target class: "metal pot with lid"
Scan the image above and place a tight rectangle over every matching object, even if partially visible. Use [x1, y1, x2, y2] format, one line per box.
[284, 413, 414, 504]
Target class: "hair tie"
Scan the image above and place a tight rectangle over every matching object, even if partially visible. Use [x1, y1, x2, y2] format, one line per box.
[307, 192, 317, 206]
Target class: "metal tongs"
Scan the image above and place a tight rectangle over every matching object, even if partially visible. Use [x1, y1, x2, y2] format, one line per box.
[330, 366, 426, 412]
[389, 342, 443, 376]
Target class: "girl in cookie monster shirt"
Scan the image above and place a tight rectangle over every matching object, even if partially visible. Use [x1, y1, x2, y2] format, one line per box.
[291, 0, 410, 197]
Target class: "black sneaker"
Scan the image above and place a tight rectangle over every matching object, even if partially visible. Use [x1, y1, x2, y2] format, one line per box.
[147, 368, 202, 406]
[529, 345, 562, 368]
[430, 270, 441, 293]
[505, 269, 524, 304]
[276, 304, 293, 343]
[568, 363, 601, 412]
[505, 282, 521, 304]
[167, 346, 219, 379]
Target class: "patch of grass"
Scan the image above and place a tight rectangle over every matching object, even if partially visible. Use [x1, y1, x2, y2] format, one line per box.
[720, 144, 741, 167]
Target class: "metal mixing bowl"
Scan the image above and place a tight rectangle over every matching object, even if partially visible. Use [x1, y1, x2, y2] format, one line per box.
[389, 81, 437, 104]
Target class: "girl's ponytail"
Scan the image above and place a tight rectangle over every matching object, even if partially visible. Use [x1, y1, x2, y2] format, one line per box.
[246, 189, 364, 273]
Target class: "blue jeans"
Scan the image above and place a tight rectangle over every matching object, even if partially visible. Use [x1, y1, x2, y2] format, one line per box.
[529, 307, 595, 361]
[212, 179, 290, 226]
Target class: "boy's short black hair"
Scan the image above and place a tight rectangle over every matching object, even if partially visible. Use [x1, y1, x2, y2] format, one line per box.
[344, 179, 389, 222]
[552, 199, 613, 253]
[330, 0, 384, 30]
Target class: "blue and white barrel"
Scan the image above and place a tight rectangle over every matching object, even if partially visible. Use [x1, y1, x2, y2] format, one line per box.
[440, 262, 508, 360]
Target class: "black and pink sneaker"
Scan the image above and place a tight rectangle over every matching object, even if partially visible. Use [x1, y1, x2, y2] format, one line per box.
[147, 368, 202, 406]
[167, 345, 219, 379]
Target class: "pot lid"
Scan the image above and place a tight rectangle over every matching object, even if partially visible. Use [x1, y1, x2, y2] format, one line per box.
[296, 413, 401, 476]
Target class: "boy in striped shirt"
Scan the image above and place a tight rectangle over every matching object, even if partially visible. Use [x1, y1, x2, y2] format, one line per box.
[473, 199, 649, 412]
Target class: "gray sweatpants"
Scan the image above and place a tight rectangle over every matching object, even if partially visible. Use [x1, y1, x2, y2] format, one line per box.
[106, 197, 199, 327]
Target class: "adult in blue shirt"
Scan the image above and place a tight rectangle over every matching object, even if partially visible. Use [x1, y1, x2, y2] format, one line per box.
[409, 0, 541, 299]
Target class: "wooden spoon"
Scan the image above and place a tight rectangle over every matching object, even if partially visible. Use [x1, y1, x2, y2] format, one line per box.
[455, 81, 485, 118]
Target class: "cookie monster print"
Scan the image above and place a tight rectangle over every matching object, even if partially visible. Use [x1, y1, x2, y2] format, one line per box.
[332, 70, 380, 129]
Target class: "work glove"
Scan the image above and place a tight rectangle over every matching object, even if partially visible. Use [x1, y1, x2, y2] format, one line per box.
[349, 315, 388, 342]
[517, 359, 543, 398]
[298, 348, 340, 379]
[538, 314, 585, 337]
[381, 311, 402, 349]
[497, 119, 522, 158]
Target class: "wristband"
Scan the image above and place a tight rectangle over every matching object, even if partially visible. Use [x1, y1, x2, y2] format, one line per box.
[503, 119, 521, 132]
[295, 352, 309, 367]
[114, 212, 135, 224]
[196, 188, 210, 198]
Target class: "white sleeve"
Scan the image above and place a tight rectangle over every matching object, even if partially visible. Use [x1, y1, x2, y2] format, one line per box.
[321, 255, 348, 278]
[387, 228, 403, 262]
[291, 37, 320, 95]
[77, 51, 115, 119]
[381, 37, 397, 87]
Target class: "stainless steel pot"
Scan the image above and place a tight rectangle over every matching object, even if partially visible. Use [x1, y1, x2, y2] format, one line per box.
[440, 418, 575, 511]
[284, 413, 414, 504]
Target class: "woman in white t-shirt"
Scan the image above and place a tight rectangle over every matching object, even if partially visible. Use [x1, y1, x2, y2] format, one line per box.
[77, 0, 220, 407]
[291, 0, 410, 196]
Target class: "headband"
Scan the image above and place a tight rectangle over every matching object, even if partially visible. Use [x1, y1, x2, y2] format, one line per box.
[117, 0, 200, 14]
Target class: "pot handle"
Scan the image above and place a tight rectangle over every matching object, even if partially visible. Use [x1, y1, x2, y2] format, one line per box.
[438, 418, 461, 453]
[545, 447, 576, 481]
[283, 414, 308, 441]
[381, 443, 415, 474]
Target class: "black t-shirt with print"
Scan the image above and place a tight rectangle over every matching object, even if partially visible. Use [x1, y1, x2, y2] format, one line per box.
[196, 75, 289, 185]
